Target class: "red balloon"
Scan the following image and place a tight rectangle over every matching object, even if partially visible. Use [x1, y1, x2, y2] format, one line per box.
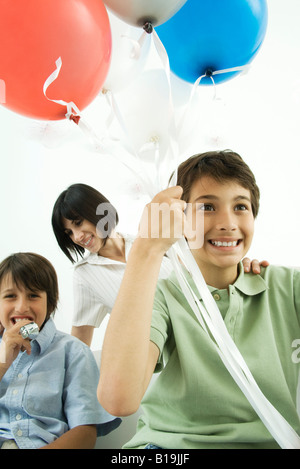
[0, 0, 111, 120]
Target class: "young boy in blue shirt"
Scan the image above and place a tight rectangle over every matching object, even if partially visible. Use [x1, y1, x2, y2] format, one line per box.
[0, 252, 120, 449]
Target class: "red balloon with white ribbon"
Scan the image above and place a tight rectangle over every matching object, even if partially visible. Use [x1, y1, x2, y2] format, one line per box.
[0, 0, 111, 120]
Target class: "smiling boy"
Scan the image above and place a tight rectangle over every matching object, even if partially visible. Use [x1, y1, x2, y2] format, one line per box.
[0, 252, 120, 449]
[186, 176, 254, 289]
[98, 150, 300, 449]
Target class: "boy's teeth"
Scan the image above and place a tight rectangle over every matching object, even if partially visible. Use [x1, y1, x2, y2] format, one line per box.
[211, 240, 238, 247]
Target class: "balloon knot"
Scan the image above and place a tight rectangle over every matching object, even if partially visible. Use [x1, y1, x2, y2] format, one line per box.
[205, 68, 214, 77]
[68, 113, 81, 125]
[143, 22, 153, 34]
[150, 135, 159, 144]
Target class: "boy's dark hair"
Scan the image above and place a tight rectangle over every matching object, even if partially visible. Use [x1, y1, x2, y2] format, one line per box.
[176, 150, 260, 217]
[51, 183, 119, 263]
[0, 252, 59, 322]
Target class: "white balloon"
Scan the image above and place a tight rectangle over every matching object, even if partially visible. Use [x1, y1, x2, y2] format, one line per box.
[103, 11, 151, 93]
[103, 0, 188, 28]
[113, 69, 171, 157]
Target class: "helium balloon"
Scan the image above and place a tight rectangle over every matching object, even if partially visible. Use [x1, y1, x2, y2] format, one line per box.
[112, 69, 171, 156]
[0, 0, 111, 120]
[156, 0, 268, 85]
[102, 0, 188, 28]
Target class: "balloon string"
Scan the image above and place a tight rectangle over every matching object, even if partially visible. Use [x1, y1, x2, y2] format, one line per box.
[120, 30, 149, 59]
[43, 57, 103, 146]
[151, 29, 179, 174]
[177, 64, 250, 141]
[43, 57, 81, 120]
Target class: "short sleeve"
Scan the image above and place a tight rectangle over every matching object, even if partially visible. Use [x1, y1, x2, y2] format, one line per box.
[63, 340, 121, 436]
[150, 282, 172, 372]
[72, 270, 109, 327]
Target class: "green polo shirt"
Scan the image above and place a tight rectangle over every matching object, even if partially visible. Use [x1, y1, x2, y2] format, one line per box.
[124, 264, 300, 449]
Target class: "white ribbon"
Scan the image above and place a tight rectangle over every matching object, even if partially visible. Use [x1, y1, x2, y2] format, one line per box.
[151, 29, 180, 173]
[177, 64, 250, 139]
[44, 57, 108, 153]
[43, 57, 81, 121]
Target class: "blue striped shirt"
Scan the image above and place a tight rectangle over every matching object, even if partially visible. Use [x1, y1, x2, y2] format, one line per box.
[0, 318, 120, 448]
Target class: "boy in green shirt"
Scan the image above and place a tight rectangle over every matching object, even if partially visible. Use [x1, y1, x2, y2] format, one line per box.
[98, 150, 300, 449]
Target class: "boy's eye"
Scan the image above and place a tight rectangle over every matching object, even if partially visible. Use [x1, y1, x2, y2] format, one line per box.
[199, 203, 214, 211]
[27, 290, 43, 299]
[235, 204, 248, 211]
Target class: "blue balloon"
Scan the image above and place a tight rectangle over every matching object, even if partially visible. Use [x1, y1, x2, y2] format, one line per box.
[156, 0, 268, 85]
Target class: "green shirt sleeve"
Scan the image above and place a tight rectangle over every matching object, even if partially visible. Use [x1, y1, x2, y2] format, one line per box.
[150, 281, 171, 372]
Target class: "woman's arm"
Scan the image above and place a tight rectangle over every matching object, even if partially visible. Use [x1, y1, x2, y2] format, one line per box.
[98, 187, 185, 416]
[71, 325, 94, 346]
[39, 425, 97, 449]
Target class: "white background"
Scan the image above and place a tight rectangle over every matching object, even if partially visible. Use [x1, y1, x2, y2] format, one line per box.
[0, 0, 299, 349]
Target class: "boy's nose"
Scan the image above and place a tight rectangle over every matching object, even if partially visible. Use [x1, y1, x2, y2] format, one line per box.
[215, 212, 237, 231]
[15, 296, 30, 313]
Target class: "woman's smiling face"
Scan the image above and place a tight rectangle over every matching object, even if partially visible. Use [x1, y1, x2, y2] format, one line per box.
[63, 218, 104, 254]
[186, 176, 255, 285]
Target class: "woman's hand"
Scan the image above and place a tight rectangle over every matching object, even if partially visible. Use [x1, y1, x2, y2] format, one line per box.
[242, 258, 269, 274]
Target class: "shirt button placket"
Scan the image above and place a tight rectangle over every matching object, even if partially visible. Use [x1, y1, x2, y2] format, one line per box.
[8, 354, 29, 445]
[227, 287, 240, 338]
